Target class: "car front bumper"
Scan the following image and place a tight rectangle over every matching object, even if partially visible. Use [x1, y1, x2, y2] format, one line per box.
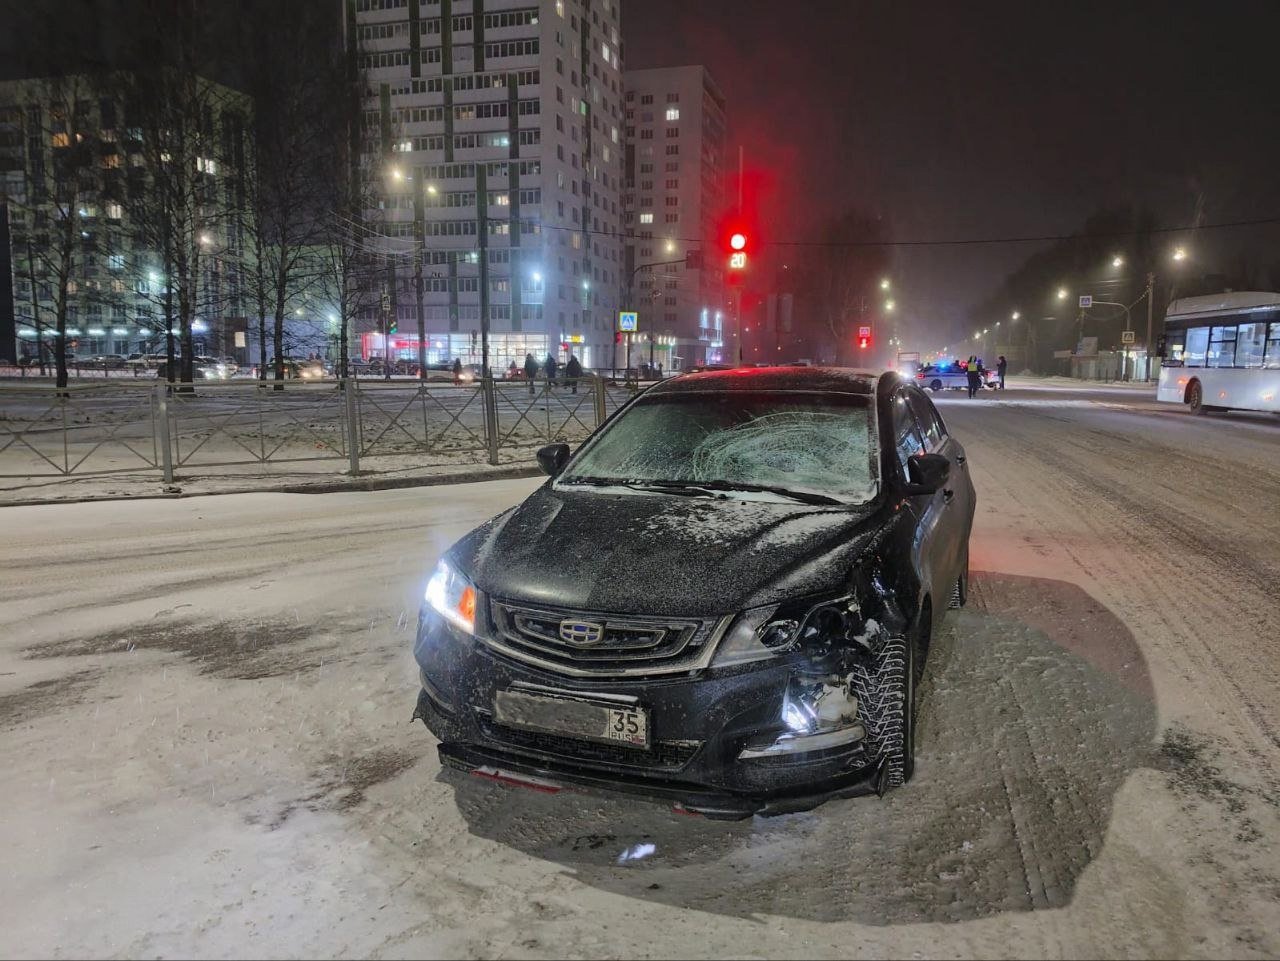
[412, 614, 883, 819]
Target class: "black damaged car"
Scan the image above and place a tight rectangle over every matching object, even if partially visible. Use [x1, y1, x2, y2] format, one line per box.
[413, 367, 975, 818]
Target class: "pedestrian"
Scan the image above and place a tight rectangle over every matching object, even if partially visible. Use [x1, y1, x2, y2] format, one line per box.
[523, 352, 538, 393]
[565, 353, 583, 394]
[997, 354, 1008, 390]
[544, 353, 558, 388]
[656, 362, 663, 379]
[966, 362, 982, 399]
[452, 357, 463, 385]
[507, 360, 519, 381]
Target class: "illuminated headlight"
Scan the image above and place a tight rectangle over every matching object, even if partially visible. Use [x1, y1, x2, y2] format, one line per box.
[424, 559, 478, 635]
[710, 595, 863, 668]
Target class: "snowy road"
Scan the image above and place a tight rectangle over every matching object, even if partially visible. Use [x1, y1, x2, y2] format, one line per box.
[2, 382, 1279, 958]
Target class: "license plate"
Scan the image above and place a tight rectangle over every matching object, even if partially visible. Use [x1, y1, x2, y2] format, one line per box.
[494, 688, 650, 749]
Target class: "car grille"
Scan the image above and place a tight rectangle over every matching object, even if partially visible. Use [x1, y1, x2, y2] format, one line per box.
[486, 600, 729, 677]
[477, 711, 701, 771]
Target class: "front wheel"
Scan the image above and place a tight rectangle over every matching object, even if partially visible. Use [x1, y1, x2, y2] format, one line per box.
[850, 626, 918, 790]
[1188, 379, 1208, 415]
[949, 547, 969, 609]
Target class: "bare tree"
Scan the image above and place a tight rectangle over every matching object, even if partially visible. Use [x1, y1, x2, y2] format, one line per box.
[107, 0, 247, 386]
[235, 0, 333, 382]
[809, 210, 892, 365]
[0, 75, 104, 388]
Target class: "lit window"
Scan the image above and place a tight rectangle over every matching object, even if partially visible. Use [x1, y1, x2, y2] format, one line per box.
[555, 0, 564, 16]
[196, 156, 217, 174]
[665, 107, 679, 121]
[106, 202, 123, 220]
[639, 213, 653, 224]
[108, 254, 124, 271]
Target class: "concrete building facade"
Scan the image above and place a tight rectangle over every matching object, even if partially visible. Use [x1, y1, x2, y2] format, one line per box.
[353, 0, 625, 373]
[622, 64, 728, 370]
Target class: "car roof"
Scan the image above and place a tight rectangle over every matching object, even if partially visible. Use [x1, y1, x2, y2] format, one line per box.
[652, 366, 881, 395]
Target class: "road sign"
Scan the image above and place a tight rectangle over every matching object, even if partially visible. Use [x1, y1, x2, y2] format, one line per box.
[1078, 295, 1093, 308]
[1121, 330, 1136, 345]
[857, 325, 872, 339]
[618, 311, 638, 332]
[381, 292, 391, 313]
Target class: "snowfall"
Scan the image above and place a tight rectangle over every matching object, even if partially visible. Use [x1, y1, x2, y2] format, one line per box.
[1, 383, 1279, 959]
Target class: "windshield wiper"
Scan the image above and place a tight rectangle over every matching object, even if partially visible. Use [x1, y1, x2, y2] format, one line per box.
[643, 479, 844, 506]
[558, 475, 718, 497]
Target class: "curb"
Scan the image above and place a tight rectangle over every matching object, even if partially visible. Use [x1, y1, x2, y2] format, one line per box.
[0, 465, 544, 508]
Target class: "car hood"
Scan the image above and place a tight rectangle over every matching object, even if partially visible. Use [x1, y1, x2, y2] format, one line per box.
[451, 486, 885, 618]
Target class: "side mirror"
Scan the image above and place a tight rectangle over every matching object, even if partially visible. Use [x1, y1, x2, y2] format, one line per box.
[903, 452, 950, 495]
[536, 443, 571, 477]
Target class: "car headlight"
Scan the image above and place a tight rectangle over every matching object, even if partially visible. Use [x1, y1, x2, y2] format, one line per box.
[711, 595, 866, 668]
[424, 559, 478, 635]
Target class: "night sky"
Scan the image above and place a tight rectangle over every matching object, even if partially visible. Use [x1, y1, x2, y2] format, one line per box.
[625, 0, 1280, 342]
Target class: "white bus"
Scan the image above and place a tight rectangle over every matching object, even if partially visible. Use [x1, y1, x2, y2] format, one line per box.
[1156, 291, 1280, 415]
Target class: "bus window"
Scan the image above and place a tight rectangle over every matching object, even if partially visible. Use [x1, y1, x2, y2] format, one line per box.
[1267, 323, 1280, 368]
[1207, 325, 1237, 367]
[1183, 327, 1209, 367]
[1237, 322, 1267, 367]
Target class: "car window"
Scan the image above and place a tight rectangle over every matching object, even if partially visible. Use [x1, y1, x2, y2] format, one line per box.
[891, 392, 925, 477]
[907, 390, 945, 451]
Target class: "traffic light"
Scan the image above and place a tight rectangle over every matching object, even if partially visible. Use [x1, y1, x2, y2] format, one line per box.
[389, 317, 398, 335]
[615, 330, 623, 344]
[858, 335, 870, 350]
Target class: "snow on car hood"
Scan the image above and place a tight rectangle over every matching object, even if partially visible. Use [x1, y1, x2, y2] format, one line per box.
[450, 485, 885, 618]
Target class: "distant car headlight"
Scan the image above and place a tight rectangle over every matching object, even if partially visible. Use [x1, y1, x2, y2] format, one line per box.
[711, 594, 869, 668]
[424, 559, 478, 635]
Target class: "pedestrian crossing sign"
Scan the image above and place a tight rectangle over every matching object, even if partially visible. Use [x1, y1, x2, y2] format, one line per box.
[618, 311, 639, 332]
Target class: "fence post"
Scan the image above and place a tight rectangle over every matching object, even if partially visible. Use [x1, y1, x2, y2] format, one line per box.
[155, 384, 174, 484]
[593, 375, 607, 427]
[344, 378, 361, 476]
[482, 374, 500, 466]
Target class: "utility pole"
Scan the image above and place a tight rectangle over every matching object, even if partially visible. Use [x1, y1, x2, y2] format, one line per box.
[413, 181, 426, 382]
[1145, 271, 1155, 381]
[476, 164, 490, 377]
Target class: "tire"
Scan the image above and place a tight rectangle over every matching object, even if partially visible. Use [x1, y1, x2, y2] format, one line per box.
[850, 620, 920, 790]
[930, 379, 943, 392]
[1187, 379, 1208, 415]
[949, 546, 969, 609]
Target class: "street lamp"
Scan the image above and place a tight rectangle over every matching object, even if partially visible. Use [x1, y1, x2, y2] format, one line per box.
[884, 299, 895, 312]
[1172, 246, 1188, 262]
[1057, 288, 1069, 300]
[880, 278, 891, 291]
[1011, 310, 1020, 321]
[1112, 255, 1124, 268]
[665, 240, 676, 254]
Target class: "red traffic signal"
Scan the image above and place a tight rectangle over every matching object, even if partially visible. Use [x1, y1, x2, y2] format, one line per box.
[729, 232, 746, 251]
[858, 335, 871, 350]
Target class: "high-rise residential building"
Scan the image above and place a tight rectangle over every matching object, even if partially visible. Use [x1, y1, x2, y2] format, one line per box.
[0, 74, 252, 363]
[622, 64, 727, 370]
[352, 0, 625, 373]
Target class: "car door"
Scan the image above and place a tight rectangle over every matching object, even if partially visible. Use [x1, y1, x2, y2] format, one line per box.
[907, 387, 971, 591]
[890, 387, 948, 607]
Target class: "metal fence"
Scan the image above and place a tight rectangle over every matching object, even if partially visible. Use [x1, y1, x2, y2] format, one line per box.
[0, 375, 631, 485]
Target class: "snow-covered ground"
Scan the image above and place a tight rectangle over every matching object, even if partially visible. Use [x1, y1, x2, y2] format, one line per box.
[2, 385, 1279, 958]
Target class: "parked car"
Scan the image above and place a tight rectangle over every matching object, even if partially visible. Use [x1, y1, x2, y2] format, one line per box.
[253, 358, 326, 380]
[84, 354, 128, 369]
[412, 366, 976, 818]
[126, 353, 168, 370]
[155, 358, 230, 380]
